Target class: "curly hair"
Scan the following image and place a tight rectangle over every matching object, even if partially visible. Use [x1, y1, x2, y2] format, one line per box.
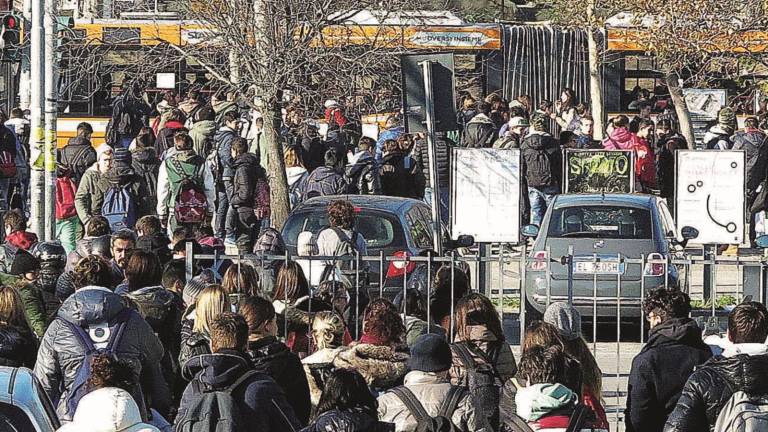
[327, 200, 355, 229]
[362, 298, 404, 346]
[73, 255, 114, 289]
[86, 354, 135, 393]
[642, 288, 691, 322]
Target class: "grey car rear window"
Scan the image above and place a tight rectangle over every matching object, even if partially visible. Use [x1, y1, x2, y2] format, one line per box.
[547, 205, 653, 239]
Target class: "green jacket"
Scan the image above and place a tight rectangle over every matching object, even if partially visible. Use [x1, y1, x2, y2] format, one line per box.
[188, 120, 217, 158]
[74, 168, 101, 226]
[19, 283, 46, 337]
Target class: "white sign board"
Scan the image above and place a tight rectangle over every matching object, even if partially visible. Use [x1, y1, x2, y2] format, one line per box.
[451, 148, 521, 243]
[676, 150, 745, 244]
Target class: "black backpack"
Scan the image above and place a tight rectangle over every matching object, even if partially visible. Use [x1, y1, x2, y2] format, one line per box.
[60, 146, 93, 184]
[174, 370, 258, 432]
[452, 342, 511, 430]
[390, 385, 465, 432]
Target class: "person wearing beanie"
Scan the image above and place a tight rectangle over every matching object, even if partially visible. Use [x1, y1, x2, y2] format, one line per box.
[704, 107, 737, 150]
[544, 301, 581, 341]
[377, 333, 488, 432]
[520, 112, 561, 228]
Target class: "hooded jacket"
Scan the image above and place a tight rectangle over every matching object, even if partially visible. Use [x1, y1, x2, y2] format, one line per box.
[247, 335, 312, 424]
[34, 286, 169, 421]
[58, 135, 97, 184]
[664, 349, 768, 431]
[57, 387, 160, 432]
[124, 285, 184, 373]
[703, 125, 733, 150]
[303, 166, 349, 198]
[156, 150, 216, 235]
[377, 370, 488, 432]
[461, 113, 496, 148]
[5, 230, 38, 251]
[333, 343, 409, 392]
[92, 165, 153, 224]
[230, 152, 266, 214]
[178, 350, 302, 432]
[732, 129, 768, 193]
[74, 166, 102, 226]
[412, 135, 450, 189]
[345, 151, 381, 195]
[626, 318, 712, 432]
[188, 119, 217, 158]
[516, 383, 608, 431]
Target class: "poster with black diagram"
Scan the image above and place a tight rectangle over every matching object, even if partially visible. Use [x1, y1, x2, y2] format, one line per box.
[564, 149, 635, 193]
[675, 150, 745, 244]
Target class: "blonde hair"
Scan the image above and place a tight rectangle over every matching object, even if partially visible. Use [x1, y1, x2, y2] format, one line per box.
[284, 146, 303, 168]
[193, 285, 231, 334]
[312, 311, 345, 350]
[0, 286, 31, 331]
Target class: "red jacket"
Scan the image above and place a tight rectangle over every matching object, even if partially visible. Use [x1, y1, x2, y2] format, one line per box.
[6, 230, 38, 251]
[603, 127, 657, 190]
[324, 107, 348, 129]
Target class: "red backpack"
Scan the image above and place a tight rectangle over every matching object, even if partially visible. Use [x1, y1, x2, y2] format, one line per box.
[168, 157, 208, 224]
[55, 177, 78, 220]
[0, 149, 16, 178]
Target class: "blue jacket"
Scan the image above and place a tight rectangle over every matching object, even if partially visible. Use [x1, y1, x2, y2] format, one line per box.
[214, 127, 238, 179]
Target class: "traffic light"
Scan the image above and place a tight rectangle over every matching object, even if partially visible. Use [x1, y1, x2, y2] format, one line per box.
[1, 14, 20, 61]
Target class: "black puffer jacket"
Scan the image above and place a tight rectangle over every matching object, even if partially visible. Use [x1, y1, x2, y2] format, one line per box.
[301, 408, 393, 432]
[461, 113, 496, 148]
[625, 318, 712, 432]
[663, 353, 768, 432]
[380, 151, 417, 198]
[0, 324, 37, 368]
[131, 147, 161, 212]
[33, 286, 170, 421]
[732, 129, 768, 193]
[230, 152, 264, 214]
[247, 336, 312, 424]
[412, 134, 451, 189]
[521, 132, 561, 189]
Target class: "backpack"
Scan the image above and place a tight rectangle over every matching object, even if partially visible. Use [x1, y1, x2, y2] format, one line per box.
[452, 342, 509, 430]
[523, 146, 554, 188]
[55, 177, 78, 220]
[390, 385, 465, 432]
[714, 391, 768, 432]
[173, 370, 258, 432]
[60, 309, 132, 420]
[168, 157, 208, 224]
[60, 146, 93, 184]
[102, 184, 138, 231]
[0, 149, 16, 178]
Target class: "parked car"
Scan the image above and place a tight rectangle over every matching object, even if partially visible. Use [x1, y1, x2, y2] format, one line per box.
[522, 193, 697, 320]
[281, 195, 473, 297]
[0, 367, 60, 432]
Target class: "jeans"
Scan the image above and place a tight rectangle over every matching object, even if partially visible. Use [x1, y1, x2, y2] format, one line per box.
[215, 187, 229, 239]
[423, 186, 450, 226]
[528, 185, 559, 227]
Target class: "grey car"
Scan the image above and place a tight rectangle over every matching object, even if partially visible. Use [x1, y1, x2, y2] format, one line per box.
[523, 193, 695, 320]
[0, 367, 60, 431]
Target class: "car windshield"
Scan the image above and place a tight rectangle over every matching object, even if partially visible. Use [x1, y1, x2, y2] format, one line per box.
[547, 205, 653, 239]
[283, 210, 404, 249]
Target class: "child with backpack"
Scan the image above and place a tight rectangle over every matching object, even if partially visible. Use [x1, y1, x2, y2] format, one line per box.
[377, 333, 489, 432]
[156, 133, 215, 238]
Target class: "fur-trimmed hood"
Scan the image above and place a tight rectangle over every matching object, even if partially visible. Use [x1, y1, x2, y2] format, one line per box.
[333, 343, 409, 390]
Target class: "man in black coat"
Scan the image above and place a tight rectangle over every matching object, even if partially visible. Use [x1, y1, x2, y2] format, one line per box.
[229, 138, 267, 253]
[625, 288, 711, 432]
[664, 302, 768, 432]
[732, 117, 768, 247]
[176, 312, 301, 432]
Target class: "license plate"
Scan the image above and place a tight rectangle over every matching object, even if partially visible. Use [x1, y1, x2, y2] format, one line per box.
[573, 261, 624, 274]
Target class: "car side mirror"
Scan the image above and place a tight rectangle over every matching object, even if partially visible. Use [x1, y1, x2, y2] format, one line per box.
[681, 226, 699, 240]
[756, 235, 768, 248]
[522, 224, 540, 238]
[445, 235, 475, 250]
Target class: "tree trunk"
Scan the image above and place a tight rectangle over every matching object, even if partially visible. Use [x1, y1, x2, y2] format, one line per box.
[263, 104, 290, 229]
[666, 71, 695, 149]
[587, 27, 605, 141]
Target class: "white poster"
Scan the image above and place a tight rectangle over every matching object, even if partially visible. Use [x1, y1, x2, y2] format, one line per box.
[676, 150, 745, 244]
[451, 148, 521, 243]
